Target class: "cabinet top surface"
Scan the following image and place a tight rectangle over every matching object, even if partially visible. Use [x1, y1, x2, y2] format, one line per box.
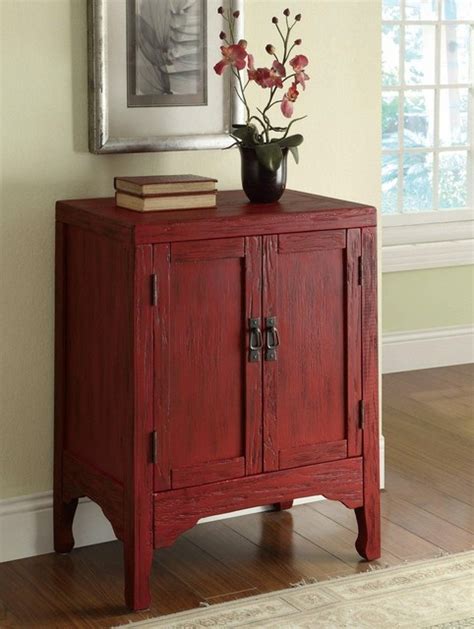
[56, 190, 376, 244]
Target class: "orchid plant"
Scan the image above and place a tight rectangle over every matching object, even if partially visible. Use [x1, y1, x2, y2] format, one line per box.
[214, 7, 310, 172]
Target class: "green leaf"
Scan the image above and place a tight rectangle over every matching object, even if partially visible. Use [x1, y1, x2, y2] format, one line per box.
[231, 124, 260, 146]
[255, 143, 283, 172]
[278, 134, 304, 148]
[289, 146, 299, 164]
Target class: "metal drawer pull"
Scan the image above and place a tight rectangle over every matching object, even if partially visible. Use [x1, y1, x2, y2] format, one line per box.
[249, 318, 263, 362]
[265, 317, 280, 361]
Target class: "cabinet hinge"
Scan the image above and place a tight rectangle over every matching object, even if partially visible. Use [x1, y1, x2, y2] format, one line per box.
[151, 274, 158, 306]
[358, 256, 363, 287]
[359, 400, 365, 430]
[151, 431, 158, 464]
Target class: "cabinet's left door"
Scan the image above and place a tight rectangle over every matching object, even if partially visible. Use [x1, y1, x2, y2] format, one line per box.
[153, 237, 263, 491]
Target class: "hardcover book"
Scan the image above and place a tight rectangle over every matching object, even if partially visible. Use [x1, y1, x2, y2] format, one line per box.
[114, 174, 218, 196]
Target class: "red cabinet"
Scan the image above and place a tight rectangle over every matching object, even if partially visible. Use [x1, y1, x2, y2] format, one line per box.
[55, 191, 380, 611]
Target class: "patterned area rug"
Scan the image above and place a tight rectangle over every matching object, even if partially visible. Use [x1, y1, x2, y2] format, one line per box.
[117, 551, 474, 628]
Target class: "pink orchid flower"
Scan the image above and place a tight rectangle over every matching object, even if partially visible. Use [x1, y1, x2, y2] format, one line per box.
[214, 42, 248, 75]
[290, 54, 310, 90]
[281, 82, 299, 118]
[247, 58, 286, 89]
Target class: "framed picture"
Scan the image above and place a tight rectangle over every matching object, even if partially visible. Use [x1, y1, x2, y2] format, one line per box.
[88, 0, 245, 154]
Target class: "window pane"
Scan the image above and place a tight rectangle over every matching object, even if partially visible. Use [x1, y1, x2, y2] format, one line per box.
[403, 153, 434, 211]
[383, 92, 400, 148]
[383, 25, 400, 86]
[404, 89, 435, 147]
[442, 0, 474, 20]
[383, 0, 401, 20]
[405, 0, 438, 20]
[439, 88, 469, 146]
[439, 151, 468, 208]
[405, 26, 436, 84]
[441, 25, 471, 84]
[382, 154, 399, 214]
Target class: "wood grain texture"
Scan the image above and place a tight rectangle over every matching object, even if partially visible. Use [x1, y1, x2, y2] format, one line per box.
[153, 244, 171, 491]
[244, 236, 263, 476]
[279, 440, 347, 470]
[165, 241, 246, 484]
[172, 237, 244, 261]
[355, 227, 381, 561]
[123, 245, 154, 611]
[172, 457, 245, 490]
[64, 225, 132, 484]
[53, 221, 77, 554]
[346, 228, 362, 457]
[262, 235, 279, 472]
[154, 458, 364, 548]
[63, 452, 124, 541]
[56, 191, 376, 245]
[278, 229, 346, 253]
[268, 233, 347, 467]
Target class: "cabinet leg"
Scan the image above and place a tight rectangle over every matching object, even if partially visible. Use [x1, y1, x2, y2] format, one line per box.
[355, 500, 381, 561]
[274, 500, 294, 511]
[54, 497, 78, 554]
[123, 539, 153, 611]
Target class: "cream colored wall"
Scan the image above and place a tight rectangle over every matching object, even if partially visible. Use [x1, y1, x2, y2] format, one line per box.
[0, 0, 381, 499]
[383, 266, 474, 333]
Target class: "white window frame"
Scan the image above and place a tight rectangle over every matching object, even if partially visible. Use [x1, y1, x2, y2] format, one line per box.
[381, 2, 474, 272]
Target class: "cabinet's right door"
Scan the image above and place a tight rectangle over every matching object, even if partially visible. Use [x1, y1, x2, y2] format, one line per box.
[263, 229, 362, 472]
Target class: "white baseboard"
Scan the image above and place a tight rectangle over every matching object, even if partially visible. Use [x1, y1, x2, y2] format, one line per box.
[382, 325, 474, 374]
[0, 438, 385, 563]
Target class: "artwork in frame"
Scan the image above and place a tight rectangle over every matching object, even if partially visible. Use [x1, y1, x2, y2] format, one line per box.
[88, 0, 244, 153]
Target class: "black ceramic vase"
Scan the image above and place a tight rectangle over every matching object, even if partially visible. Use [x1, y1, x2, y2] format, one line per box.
[239, 146, 288, 204]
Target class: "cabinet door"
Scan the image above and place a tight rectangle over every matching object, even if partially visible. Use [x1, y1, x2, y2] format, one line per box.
[153, 237, 262, 491]
[262, 229, 362, 472]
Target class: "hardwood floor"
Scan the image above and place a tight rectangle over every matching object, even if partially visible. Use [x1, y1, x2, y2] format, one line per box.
[0, 365, 472, 628]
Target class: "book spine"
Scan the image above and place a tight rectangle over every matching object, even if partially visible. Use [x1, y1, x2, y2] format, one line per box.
[115, 189, 218, 199]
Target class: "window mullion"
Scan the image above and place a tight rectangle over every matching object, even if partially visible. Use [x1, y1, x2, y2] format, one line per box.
[433, 5, 441, 212]
[398, 0, 406, 214]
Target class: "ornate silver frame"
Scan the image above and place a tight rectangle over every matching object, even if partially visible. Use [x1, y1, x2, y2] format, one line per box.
[87, 0, 245, 154]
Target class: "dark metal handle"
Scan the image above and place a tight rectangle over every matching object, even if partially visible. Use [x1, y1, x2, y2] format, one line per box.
[265, 317, 280, 361]
[249, 318, 263, 362]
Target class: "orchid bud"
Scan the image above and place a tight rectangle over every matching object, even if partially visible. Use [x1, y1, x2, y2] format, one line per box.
[294, 38, 302, 45]
[233, 10, 240, 18]
[283, 8, 290, 16]
[295, 13, 302, 21]
[217, 6, 224, 14]
[238, 39, 247, 49]
[272, 16, 278, 24]
[219, 31, 226, 40]
[265, 44, 275, 54]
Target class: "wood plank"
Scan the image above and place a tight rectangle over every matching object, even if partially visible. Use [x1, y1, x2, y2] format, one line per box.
[172, 457, 245, 490]
[310, 500, 443, 561]
[154, 458, 364, 548]
[291, 505, 402, 568]
[172, 237, 244, 261]
[278, 229, 346, 253]
[56, 192, 377, 246]
[346, 228, 362, 457]
[185, 520, 291, 591]
[279, 440, 347, 470]
[225, 511, 356, 580]
[245, 236, 263, 476]
[385, 468, 474, 533]
[156, 536, 252, 600]
[262, 235, 279, 472]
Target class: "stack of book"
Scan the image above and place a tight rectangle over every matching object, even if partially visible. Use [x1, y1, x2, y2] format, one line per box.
[114, 175, 218, 212]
